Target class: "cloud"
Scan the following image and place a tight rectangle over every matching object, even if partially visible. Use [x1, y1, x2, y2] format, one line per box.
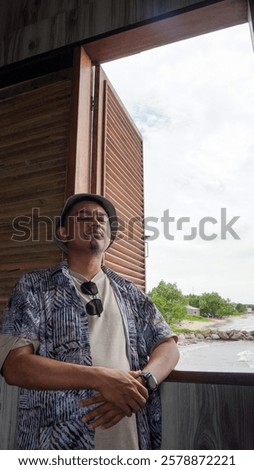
[130, 104, 172, 134]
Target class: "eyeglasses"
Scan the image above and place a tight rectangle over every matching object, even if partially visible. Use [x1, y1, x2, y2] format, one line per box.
[80, 281, 103, 317]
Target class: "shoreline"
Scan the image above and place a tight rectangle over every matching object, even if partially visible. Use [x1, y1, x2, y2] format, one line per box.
[178, 317, 225, 331]
[175, 315, 254, 345]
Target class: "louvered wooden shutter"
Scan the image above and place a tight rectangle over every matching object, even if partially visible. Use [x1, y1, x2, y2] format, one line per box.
[92, 66, 145, 291]
[0, 70, 72, 320]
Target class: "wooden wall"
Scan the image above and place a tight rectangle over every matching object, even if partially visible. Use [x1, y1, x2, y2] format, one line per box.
[0, 69, 73, 322]
[0, 0, 248, 68]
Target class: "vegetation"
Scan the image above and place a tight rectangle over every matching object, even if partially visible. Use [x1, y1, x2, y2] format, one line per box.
[235, 303, 248, 313]
[148, 281, 186, 324]
[198, 292, 236, 317]
[148, 280, 247, 325]
[185, 314, 208, 322]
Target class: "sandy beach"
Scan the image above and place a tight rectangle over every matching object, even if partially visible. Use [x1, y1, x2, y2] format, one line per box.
[178, 317, 225, 331]
[178, 313, 254, 332]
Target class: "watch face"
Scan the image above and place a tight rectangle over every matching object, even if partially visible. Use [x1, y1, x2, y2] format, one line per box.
[142, 372, 158, 391]
[147, 374, 158, 391]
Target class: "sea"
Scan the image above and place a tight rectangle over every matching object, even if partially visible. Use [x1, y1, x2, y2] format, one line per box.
[176, 313, 254, 373]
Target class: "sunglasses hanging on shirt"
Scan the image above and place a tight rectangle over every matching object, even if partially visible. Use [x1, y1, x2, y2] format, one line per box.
[80, 281, 103, 317]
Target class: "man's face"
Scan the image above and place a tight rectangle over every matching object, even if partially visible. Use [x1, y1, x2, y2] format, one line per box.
[59, 201, 111, 254]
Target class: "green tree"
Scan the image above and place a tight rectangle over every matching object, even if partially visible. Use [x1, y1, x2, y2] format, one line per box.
[235, 303, 246, 313]
[199, 292, 235, 317]
[148, 280, 187, 324]
[185, 294, 200, 308]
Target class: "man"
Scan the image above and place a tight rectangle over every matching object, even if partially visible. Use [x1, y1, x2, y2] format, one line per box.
[0, 193, 179, 450]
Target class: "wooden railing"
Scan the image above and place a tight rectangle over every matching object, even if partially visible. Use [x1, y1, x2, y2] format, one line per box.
[160, 370, 254, 450]
[0, 376, 19, 450]
[1, 370, 254, 449]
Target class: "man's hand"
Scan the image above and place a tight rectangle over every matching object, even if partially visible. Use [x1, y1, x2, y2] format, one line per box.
[80, 394, 125, 429]
[93, 368, 148, 416]
[80, 370, 148, 430]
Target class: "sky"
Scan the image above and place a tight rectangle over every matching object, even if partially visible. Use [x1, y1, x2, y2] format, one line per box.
[103, 23, 254, 304]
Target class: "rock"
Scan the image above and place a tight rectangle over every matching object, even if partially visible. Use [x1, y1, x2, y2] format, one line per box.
[203, 331, 211, 338]
[230, 333, 242, 340]
[229, 329, 238, 337]
[177, 326, 254, 347]
[196, 333, 205, 340]
[245, 334, 254, 341]
[218, 331, 229, 340]
[211, 333, 220, 340]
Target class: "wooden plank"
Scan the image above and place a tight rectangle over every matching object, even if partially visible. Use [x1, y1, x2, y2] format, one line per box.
[0, 0, 77, 39]
[106, 165, 144, 210]
[167, 368, 254, 386]
[105, 186, 145, 230]
[161, 380, 254, 449]
[0, 137, 69, 160]
[0, 68, 72, 99]
[106, 253, 145, 274]
[0, 259, 60, 273]
[0, 377, 19, 450]
[91, 66, 106, 195]
[0, 78, 71, 108]
[109, 243, 145, 264]
[0, 1, 247, 66]
[84, 0, 248, 63]
[66, 46, 92, 196]
[106, 141, 143, 180]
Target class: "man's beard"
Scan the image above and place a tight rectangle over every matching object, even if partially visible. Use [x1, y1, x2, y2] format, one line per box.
[89, 238, 101, 254]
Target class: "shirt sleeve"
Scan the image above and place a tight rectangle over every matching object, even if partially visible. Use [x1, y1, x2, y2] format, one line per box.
[0, 335, 39, 371]
[1, 274, 41, 357]
[139, 295, 178, 353]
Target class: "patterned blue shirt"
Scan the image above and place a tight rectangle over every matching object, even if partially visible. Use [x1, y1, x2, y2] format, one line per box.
[1, 261, 175, 450]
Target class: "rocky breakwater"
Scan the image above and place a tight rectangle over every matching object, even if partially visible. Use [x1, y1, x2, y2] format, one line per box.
[178, 329, 254, 346]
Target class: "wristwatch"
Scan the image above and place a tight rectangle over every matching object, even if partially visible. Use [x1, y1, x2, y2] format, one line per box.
[140, 372, 158, 392]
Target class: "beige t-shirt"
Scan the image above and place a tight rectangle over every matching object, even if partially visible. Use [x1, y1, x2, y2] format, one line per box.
[70, 269, 139, 450]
